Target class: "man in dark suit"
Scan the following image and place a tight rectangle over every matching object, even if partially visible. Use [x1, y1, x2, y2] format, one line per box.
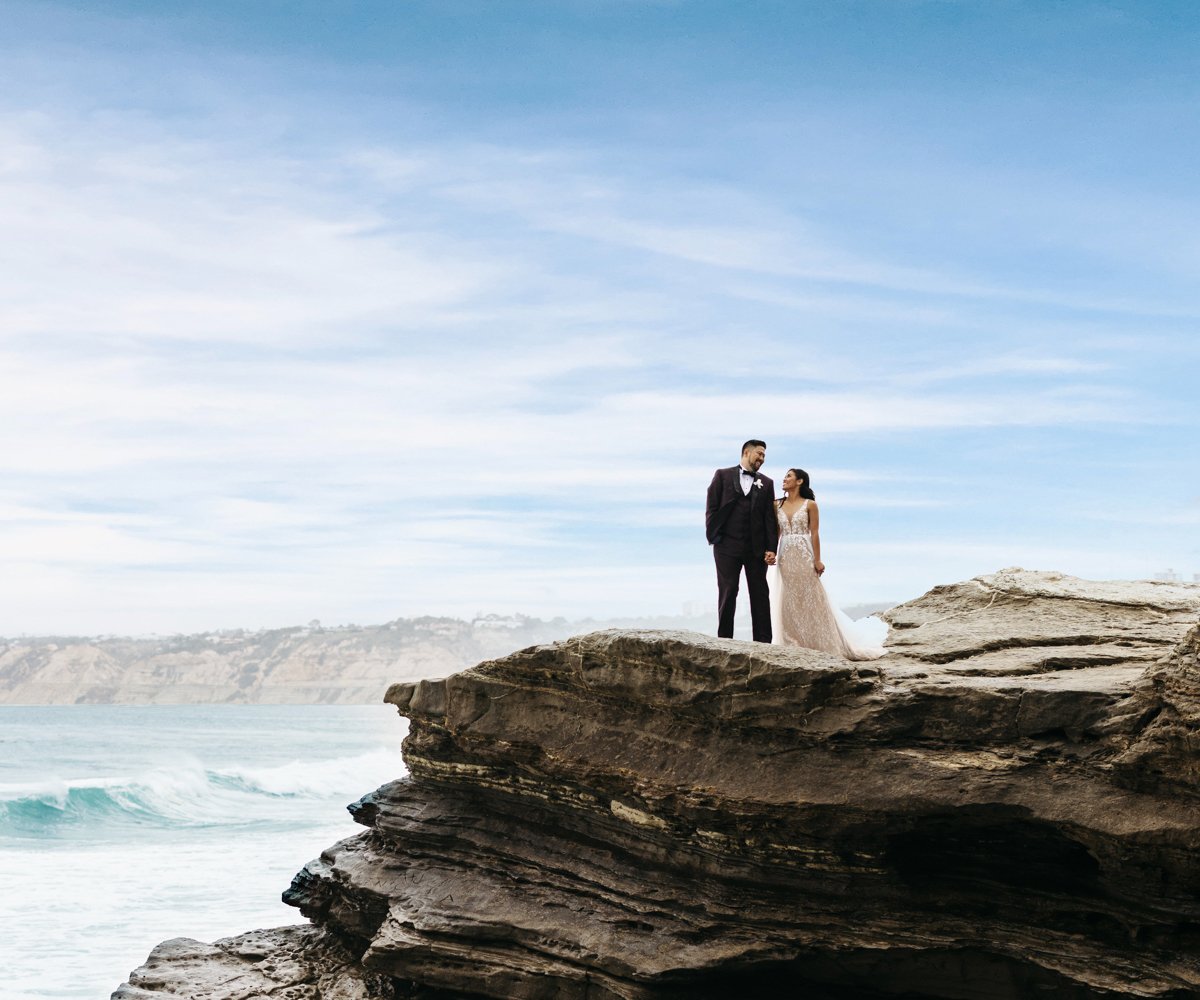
[705, 439, 779, 642]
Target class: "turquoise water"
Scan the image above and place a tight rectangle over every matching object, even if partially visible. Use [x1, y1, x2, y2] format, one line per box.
[0, 704, 408, 999]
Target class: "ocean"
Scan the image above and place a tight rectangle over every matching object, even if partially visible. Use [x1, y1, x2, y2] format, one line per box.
[0, 704, 409, 1000]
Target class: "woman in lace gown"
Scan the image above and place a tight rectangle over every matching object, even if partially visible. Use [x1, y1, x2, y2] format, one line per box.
[771, 468, 884, 660]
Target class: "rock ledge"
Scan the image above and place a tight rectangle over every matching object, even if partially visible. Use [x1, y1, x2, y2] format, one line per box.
[115, 570, 1200, 999]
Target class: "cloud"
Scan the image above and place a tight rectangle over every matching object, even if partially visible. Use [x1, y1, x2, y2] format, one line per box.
[0, 42, 1193, 634]
[0, 113, 508, 348]
[894, 355, 1113, 385]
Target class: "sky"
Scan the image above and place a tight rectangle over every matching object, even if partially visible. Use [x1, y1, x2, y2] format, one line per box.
[1, 0, 1197, 636]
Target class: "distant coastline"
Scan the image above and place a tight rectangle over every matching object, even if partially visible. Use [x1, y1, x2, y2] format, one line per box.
[0, 605, 895, 706]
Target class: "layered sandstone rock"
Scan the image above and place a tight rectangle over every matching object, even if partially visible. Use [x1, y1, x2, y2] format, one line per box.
[111, 925, 394, 1000]
[116, 570, 1200, 999]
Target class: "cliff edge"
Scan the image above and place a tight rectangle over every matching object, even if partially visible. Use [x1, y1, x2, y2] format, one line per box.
[115, 569, 1200, 999]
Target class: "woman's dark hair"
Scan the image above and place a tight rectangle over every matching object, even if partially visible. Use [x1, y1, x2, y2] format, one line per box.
[787, 468, 816, 501]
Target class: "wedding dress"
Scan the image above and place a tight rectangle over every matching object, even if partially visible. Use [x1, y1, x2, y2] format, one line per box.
[769, 500, 885, 660]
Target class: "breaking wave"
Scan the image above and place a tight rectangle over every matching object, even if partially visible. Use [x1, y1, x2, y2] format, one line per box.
[0, 749, 406, 836]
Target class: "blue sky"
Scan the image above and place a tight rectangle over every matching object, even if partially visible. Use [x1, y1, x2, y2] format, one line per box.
[1, 0, 1197, 635]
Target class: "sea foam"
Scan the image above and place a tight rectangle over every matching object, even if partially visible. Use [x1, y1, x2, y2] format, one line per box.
[0, 749, 406, 835]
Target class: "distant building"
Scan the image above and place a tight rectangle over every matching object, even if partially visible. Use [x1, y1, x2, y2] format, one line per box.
[1152, 569, 1200, 583]
[471, 615, 527, 630]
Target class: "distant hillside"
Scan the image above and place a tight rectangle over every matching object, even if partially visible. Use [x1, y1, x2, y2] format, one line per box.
[0, 605, 895, 705]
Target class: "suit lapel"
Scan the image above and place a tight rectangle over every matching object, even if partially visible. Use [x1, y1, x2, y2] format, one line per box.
[726, 466, 742, 502]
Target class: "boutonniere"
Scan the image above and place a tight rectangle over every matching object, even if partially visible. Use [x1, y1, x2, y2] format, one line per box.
[753, 478, 764, 489]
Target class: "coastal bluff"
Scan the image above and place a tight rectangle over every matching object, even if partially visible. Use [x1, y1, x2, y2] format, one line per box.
[0, 614, 725, 706]
[114, 569, 1200, 999]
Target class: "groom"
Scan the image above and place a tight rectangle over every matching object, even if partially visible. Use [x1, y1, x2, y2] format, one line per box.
[705, 439, 779, 642]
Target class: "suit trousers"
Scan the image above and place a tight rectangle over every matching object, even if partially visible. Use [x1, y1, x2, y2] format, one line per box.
[713, 543, 772, 642]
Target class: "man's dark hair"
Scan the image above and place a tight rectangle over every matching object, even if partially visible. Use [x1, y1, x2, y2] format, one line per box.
[741, 439, 767, 454]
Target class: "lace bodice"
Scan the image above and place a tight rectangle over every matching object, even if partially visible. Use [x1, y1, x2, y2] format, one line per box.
[776, 500, 810, 539]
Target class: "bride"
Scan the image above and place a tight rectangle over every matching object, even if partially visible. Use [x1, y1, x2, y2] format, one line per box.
[770, 468, 885, 660]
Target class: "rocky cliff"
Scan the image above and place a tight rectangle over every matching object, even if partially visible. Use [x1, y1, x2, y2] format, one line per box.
[114, 569, 1200, 999]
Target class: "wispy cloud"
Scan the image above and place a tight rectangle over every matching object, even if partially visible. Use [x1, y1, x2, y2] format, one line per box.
[0, 115, 508, 347]
[1, 4, 1196, 634]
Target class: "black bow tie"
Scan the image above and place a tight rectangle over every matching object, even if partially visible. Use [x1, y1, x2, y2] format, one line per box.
[740, 469, 754, 477]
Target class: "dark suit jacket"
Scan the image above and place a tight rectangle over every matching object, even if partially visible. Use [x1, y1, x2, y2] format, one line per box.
[705, 466, 779, 554]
